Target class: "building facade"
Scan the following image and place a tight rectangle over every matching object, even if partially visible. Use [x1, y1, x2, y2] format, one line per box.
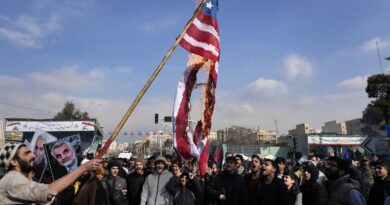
[289, 123, 321, 135]
[257, 129, 278, 144]
[345, 118, 364, 135]
[322, 120, 347, 135]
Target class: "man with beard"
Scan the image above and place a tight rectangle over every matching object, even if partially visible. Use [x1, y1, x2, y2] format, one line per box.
[51, 140, 81, 175]
[0, 143, 101, 204]
[126, 159, 149, 205]
[256, 157, 290, 205]
[244, 154, 262, 205]
[206, 156, 248, 205]
[140, 156, 173, 205]
[50, 140, 83, 205]
[31, 135, 51, 181]
[318, 156, 365, 205]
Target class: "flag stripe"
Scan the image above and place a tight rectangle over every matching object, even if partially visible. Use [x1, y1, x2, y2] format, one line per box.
[192, 18, 219, 41]
[186, 24, 220, 51]
[180, 34, 219, 61]
[173, 68, 199, 159]
[175, 0, 220, 179]
[196, 12, 219, 34]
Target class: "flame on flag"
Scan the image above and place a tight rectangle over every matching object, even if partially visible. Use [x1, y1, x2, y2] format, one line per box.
[173, 0, 220, 179]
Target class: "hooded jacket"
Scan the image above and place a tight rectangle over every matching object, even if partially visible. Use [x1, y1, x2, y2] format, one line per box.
[140, 169, 173, 205]
[301, 162, 320, 205]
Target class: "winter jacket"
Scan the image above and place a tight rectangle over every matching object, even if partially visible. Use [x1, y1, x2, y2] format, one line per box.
[166, 176, 202, 205]
[256, 177, 291, 205]
[140, 169, 173, 205]
[368, 176, 390, 205]
[105, 175, 127, 205]
[126, 171, 150, 205]
[72, 174, 108, 205]
[204, 172, 218, 205]
[206, 171, 248, 205]
[244, 173, 262, 205]
[318, 175, 365, 205]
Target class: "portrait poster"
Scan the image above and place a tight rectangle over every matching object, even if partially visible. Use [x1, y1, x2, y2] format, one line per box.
[44, 134, 83, 182]
[25, 129, 57, 182]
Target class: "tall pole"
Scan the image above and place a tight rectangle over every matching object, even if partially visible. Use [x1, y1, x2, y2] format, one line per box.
[376, 41, 384, 74]
[97, 0, 208, 158]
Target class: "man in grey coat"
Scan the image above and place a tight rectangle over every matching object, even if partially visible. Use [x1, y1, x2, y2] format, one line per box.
[141, 156, 173, 205]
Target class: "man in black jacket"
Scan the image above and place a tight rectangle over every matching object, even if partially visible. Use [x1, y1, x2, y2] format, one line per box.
[368, 161, 390, 205]
[125, 159, 149, 205]
[206, 156, 248, 205]
[256, 158, 290, 205]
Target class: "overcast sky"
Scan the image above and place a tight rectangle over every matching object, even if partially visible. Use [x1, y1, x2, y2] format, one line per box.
[1, 0, 390, 142]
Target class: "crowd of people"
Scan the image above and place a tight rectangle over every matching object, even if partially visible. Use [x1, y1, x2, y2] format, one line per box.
[1, 142, 390, 205]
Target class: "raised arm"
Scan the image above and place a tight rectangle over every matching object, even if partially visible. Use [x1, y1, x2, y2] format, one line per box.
[48, 159, 102, 193]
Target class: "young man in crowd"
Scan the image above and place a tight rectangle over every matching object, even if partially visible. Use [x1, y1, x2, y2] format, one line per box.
[318, 156, 365, 205]
[126, 158, 149, 205]
[275, 157, 288, 179]
[105, 160, 127, 205]
[244, 154, 262, 205]
[207, 156, 248, 205]
[368, 161, 390, 205]
[0, 143, 101, 204]
[140, 156, 173, 205]
[171, 161, 184, 178]
[256, 157, 290, 205]
[235, 154, 247, 177]
[167, 172, 202, 205]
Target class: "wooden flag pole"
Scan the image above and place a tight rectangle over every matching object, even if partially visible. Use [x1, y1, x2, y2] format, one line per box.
[97, 0, 207, 159]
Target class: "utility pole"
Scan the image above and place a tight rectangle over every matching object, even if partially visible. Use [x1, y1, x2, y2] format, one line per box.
[376, 41, 384, 73]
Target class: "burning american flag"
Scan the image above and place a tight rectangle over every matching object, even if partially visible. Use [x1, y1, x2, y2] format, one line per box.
[173, 0, 220, 178]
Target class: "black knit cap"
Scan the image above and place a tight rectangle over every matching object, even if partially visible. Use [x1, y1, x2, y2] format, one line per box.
[107, 160, 121, 170]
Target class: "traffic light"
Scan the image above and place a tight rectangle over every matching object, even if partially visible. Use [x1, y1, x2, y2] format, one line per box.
[154, 113, 159, 124]
[164, 116, 172, 122]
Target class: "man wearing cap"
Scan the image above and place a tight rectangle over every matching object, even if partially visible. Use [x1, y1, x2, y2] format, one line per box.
[0, 143, 101, 204]
[140, 156, 173, 205]
[105, 160, 127, 205]
[207, 156, 248, 205]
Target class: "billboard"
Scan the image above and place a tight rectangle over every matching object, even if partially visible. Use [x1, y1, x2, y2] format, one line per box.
[4, 119, 104, 151]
